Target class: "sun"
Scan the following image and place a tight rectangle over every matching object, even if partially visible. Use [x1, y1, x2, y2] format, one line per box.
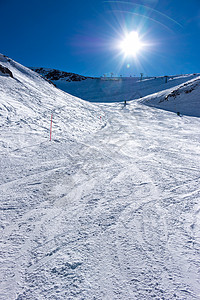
[120, 31, 143, 57]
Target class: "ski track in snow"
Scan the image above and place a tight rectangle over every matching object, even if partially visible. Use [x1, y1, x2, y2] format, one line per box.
[1, 102, 200, 300]
[1, 55, 200, 299]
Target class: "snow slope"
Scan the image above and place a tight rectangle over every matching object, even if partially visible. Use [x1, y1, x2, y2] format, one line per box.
[1, 55, 200, 299]
[31, 67, 200, 103]
[0, 54, 103, 149]
[142, 76, 200, 117]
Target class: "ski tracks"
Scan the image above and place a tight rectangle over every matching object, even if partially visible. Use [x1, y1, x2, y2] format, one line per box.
[1, 101, 200, 299]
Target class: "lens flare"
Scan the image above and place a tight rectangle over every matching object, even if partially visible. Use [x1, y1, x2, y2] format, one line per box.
[111, 10, 174, 33]
[104, 1, 183, 29]
[120, 31, 143, 56]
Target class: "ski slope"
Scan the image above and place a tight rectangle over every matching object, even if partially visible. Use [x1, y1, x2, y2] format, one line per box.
[1, 54, 200, 299]
[31, 67, 200, 103]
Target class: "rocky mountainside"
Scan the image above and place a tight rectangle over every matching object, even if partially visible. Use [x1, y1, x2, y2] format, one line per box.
[30, 67, 94, 82]
[0, 58, 13, 78]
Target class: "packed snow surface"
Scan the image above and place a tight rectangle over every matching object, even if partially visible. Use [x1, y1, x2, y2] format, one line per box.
[1, 54, 200, 299]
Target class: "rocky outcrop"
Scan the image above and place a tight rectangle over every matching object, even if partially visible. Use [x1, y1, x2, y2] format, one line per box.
[30, 67, 93, 82]
[0, 64, 13, 78]
[159, 77, 200, 103]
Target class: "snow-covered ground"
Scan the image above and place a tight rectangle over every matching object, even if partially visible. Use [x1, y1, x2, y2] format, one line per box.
[31, 67, 200, 103]
[1, 54, 200, 299]
[142, 76, 200, 117]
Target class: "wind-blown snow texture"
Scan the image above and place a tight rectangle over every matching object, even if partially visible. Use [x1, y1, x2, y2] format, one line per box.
[1, 54, 200, 300]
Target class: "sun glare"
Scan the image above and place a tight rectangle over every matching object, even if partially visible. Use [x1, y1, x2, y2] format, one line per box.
[120, 31, 143, 57]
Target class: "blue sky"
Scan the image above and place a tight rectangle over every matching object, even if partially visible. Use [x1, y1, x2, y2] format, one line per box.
[1, 0, 200, 77]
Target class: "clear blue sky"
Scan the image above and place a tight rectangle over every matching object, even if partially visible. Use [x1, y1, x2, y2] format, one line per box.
[1, 0, 200, 77]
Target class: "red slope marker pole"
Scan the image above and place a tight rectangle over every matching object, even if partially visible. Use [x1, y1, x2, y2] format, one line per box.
[50, 113, 53, 141]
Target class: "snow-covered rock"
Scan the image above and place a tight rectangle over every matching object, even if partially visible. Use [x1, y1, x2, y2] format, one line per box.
[141, 76, 200, 117]
[0, 63, 13, 78]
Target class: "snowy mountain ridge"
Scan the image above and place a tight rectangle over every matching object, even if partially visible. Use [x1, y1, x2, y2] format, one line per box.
[29, 63, 200, 117]
[30, 67, 95, 82]
[30, 66, 200, 103]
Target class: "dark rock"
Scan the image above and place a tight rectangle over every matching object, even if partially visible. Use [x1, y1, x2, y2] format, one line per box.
[30, 67, 94, 82]
[0, 64, 13, 78]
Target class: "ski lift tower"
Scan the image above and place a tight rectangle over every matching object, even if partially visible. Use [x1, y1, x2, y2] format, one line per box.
[164, 75, 168, 83]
